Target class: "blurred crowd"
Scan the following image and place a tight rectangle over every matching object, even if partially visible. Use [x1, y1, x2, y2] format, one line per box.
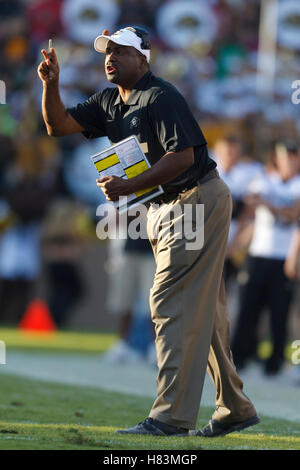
[0, 0, 300, 377]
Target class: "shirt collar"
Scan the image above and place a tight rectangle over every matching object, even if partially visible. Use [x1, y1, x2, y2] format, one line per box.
[113, 71, 152, 106]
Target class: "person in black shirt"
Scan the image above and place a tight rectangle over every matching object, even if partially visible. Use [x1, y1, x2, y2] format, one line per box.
[38, 26, 259, 437]
[66, 68, 216, 196]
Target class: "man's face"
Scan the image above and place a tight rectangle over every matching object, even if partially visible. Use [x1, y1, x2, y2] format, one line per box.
[105, 41, 144, 86]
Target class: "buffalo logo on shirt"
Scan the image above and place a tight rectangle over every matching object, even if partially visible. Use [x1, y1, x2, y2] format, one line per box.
[129, 116, 140, 129]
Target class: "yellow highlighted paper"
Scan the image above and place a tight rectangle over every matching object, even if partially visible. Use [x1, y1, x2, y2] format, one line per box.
[125, 160, 157, 197]
[124, 160, 148, 178]
[95, 153, 119, 172]
[135, 186, 158, 197]
[124, 161, 158, 196]
[90, 135, 164, 213]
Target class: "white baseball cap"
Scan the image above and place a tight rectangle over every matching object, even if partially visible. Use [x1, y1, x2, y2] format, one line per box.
[94, 27, 150, 62]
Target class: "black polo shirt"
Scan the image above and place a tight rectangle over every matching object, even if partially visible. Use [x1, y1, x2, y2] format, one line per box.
[67, 71, 216, 193]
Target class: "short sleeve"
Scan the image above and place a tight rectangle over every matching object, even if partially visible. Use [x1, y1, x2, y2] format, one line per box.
[149, 90, 206, 153]
[67, 93, 106, 139]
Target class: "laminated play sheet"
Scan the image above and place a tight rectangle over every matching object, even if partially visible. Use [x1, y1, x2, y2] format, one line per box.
[91, 135, 164, 212]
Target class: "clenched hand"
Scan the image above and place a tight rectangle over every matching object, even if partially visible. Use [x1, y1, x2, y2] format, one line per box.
[96, 176, 133, 201]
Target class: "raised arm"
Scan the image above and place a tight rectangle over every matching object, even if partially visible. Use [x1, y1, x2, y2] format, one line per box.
[38, 48, 84, 136]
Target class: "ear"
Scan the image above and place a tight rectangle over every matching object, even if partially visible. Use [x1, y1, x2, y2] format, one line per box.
[140, 54, 149, 69]
[102, 30, 110, 36]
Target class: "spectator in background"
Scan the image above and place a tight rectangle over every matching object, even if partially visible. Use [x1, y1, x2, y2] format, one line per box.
[0, 135, 57, 325]
[26, 0, 64, 45]
[41, 199, 93, 327]
[213, 135, 263, 283]
[231, 141, 300, 376]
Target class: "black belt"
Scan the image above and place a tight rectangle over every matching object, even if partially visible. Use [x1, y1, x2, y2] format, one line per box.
[151, 169, 219, 205]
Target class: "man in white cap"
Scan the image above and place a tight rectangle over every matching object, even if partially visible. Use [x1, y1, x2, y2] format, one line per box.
[38, 26, 259, 437]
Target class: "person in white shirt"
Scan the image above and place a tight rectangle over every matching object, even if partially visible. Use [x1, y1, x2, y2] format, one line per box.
[213, 135, 264, 312]
[231, 141, 300, 375]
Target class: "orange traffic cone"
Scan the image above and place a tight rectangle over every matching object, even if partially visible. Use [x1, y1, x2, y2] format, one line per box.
[19, 299, 57, 332]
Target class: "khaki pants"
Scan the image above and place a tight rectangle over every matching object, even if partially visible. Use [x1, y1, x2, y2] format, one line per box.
[147, 176, 256, 429]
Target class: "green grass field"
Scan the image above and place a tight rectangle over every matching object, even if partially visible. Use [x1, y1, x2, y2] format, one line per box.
[0, 373, 299, 450]
[0, 327, 117, 354]
[0, 328, 299, 450]
[0, 326, 295, 360]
